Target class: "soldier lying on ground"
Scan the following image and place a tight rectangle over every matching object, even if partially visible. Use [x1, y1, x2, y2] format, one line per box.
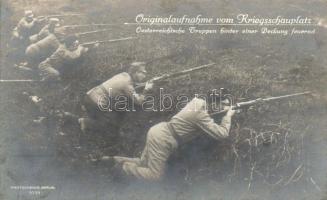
[104, 95, 235, 181]
[19, 35, 96, 132]
[11, 10, 44, 47]
[29, 18, 60, 43]
[23, 30, 61, 69]
[22, 91, 78, 128]
[78, 62, 154, 135]
[38, 34, 92, 81]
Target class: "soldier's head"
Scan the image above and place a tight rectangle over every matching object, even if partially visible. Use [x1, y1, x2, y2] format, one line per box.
[128, 62, 147, 83]
[63, 34, 79, 50]
[207, 88, 232, 111]
[49, 18, 60, 31]
[24, 10, 34, 22]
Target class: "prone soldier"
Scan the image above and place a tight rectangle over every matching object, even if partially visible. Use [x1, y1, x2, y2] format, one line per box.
[29, 18, 60, 43]
[108, 90, 310, 181]
[111, 94, 235, 181]
[38, 34, 90, 81]
[11, 10, 44, 47]
[24, 30, 60, 69]
[78, 62, 154, 135]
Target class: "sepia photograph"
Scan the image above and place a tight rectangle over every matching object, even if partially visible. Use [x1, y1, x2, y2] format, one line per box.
[0, 0, 327, 199]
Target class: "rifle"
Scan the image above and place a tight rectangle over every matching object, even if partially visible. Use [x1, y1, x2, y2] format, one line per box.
[135, 63, 216, 90]
[76, 29, 111, 36]
[210, 91, 311, 116]
[0, 79, 45, 82]
[37, 14, 84, 19]
[81, 36, 137, 46]
[61, 23, 120, 29]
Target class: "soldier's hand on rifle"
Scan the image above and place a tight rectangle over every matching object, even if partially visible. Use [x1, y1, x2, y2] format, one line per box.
[82, 46, 89, 53]
[151, 76, 162, 82]
[77, 45, 88, 54]
[35, 16, 47, 23]
[93, 42, 99, 48]
[144, 81, 154, 92]
[226, 107, 236, 117]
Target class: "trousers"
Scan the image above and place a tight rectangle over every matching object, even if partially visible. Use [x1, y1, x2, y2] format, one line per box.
[119, 122, 178, 181]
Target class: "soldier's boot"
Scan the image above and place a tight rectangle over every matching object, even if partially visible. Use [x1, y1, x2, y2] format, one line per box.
[33, 116, 47, 124]
[78, 117, 106, 133]
[15, 62, 33, 72]
[23, 92, 43, 106]
[78, 118, 88, 133]
[55, 111, 79, 122]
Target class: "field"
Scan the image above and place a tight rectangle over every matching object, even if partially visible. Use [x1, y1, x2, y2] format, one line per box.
[1, 0, 327, 200]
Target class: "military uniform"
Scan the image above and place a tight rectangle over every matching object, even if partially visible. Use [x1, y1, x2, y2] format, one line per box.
[80, 72, 145, 133]
[12, 11, 44, 48]
[14, 17, 36, 41]
[38, 44, 85, 81]
[29, 24, 52, 43]
[115, 97, 232, 181]
[29, 18, 59, 43]
[25, 34, 60, 67]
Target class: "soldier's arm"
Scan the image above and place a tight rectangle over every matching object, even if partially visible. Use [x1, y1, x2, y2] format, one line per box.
[16, 20, 25, 34]
[195, 109, 233, 139]
[62, 46, 85, 60]
[44, 48, 65, 63]
[24, 20, 36, 29]
[126, 85, 145, 105]
[37, 27, 49, 40]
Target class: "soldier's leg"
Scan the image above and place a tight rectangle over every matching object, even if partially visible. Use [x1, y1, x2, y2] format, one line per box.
[79, 95, 104, 132]
[79, 117, 99, 132]
[39, 66, 60, 81]
[122, 150, 168, 181]
[121, 125, 175, 181]
[112, 136, 149, 169]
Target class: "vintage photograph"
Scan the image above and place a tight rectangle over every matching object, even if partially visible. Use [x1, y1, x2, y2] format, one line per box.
[0, 0, 327, 199]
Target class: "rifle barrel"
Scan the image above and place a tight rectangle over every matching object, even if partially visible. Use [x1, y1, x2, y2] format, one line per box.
[81, 36, 137, 46]
[169, 63, 216, 77]
[62, 23, 121, 28]
[210, 91, 311, 116]
[0, 79, 43, 82]
[135, 63, 216, 90]
[76, 29, 111, 36]
[39, 14, 84, 18]
[263, 91, 311, 101]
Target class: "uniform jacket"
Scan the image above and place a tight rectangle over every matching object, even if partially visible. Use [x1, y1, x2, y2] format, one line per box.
[87, 72, 144, 107]
[25, 34, 60, 61]
[169, 97, 232, 144]
[38, 44, 84, 71]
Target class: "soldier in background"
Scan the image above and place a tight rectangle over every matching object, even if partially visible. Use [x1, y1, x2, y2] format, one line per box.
[9, 10, 45, 62]
[23, 29, 61, 70]
[38, 34, 90, 81]
[78, 62, 154, 135]
[110, 95, 235, 181]
[29, 18, 60, 43]
[11, 10, 44, 46]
